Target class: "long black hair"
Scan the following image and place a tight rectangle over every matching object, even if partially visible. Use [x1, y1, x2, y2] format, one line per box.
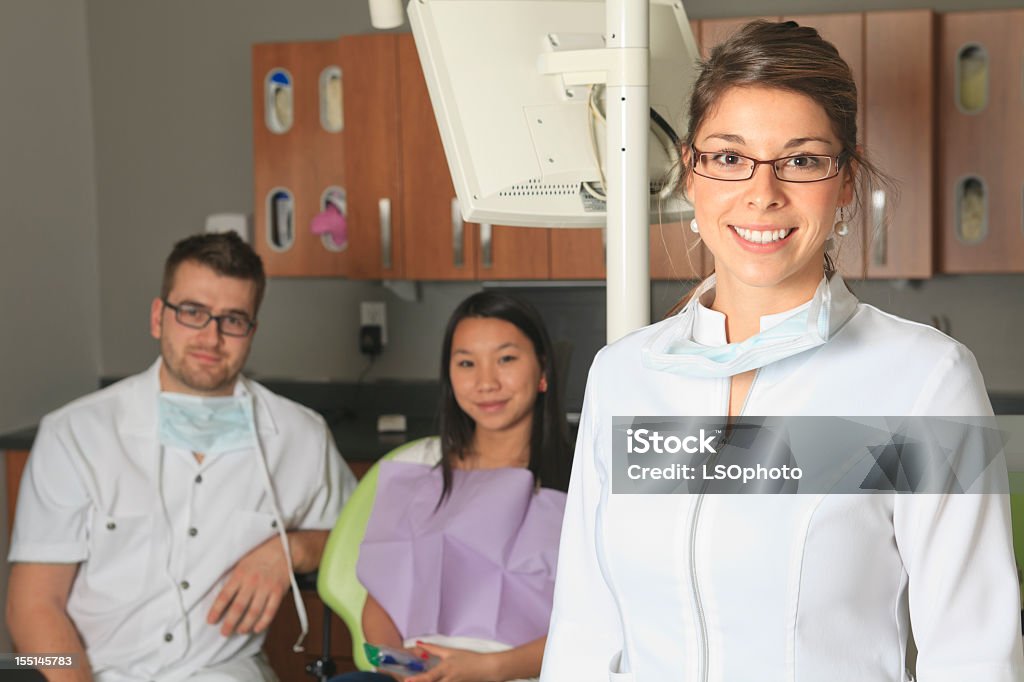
[437, 292, 572, 504]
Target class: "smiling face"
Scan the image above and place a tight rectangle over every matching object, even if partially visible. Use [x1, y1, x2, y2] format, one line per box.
[448, 317, 547, 440]
[150, 260, 258, 396]
[686, 86, 855, 305]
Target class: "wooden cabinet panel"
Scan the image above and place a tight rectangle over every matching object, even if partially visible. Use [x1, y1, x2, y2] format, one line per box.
[397, 34, 477, 280]
[476, 225, 550, 280]
[264, 589, 358, 681]
[550, 228, 605, 280]
[253, 41, 347, 277]
[338, 35, 404, 279]
[938, 10, 1024, 273]
[864, 11, 935, 279]
[253, 36, 403, 279]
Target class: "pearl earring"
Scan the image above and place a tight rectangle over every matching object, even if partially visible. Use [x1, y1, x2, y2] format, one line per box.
[690, 218, 699, 234]
[833, 208, 849, 237]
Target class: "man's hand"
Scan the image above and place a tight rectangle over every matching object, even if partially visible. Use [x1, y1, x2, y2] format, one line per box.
[206, 535, 290, 636]
[403, 641, 500, 682]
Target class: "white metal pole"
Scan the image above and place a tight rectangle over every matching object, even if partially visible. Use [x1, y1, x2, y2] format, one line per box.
[604, 0, 650, 343]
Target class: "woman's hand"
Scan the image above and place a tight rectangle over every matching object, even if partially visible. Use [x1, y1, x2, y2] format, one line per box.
[403, 641, 500, 682]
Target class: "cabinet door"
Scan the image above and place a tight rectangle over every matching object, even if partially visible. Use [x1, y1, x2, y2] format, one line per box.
[253, 37, 402, 279]
[864, 11, 935, 279]
[475, 224, 550, 280]
[338, 34, 404, 279]
[783, 13, 866, 280]
[938, 10, 1024, 273]
[550, 228, 605, 280]
[397, 34, 477, 280]
[253, 41, 347, 277]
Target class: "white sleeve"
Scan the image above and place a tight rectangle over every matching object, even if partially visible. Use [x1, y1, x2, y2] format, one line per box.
[541, 352, 624, 681]
[895, 344, 1024, 681]
[292, 415, 356, 530]
[8, 415, 91, 563]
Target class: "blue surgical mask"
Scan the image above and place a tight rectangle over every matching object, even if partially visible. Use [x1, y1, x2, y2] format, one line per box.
[642, 273, 858, 379]
[157, 392, 257, 455]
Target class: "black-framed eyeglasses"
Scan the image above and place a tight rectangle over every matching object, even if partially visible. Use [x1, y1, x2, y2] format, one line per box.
[162, 299, 256, 337]
[690, 145, 847, 183]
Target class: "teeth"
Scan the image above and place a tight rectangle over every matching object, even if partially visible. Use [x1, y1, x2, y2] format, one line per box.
[732, 226, 792, 244]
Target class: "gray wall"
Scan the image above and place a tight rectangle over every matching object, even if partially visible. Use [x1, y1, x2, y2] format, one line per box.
[0, 0, 100, 432]
[0, 0, 99, 652]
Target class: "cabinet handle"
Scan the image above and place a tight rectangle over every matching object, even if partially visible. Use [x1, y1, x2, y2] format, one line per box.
[480, 223, 493, 269]
[379, 198, 392, 270]
[452, 198, 464, 268]
[870, 189, 887, 267]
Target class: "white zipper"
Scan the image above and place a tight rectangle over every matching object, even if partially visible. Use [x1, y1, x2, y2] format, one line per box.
[689, 370, 761, 682]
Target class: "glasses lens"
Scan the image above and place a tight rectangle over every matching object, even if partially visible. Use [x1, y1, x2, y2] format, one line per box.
[219, 315, 252, 337]
[775, 155, 834, 182]
[698, 152, 754, 180]
[174, 304, 211, 329]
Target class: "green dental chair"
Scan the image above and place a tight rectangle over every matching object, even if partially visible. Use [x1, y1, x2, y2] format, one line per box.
[317, 439, 429, 673]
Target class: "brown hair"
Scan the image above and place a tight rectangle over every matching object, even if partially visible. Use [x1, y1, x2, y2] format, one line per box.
[669, 20, 896, 314]
[161, 232, 267, 315]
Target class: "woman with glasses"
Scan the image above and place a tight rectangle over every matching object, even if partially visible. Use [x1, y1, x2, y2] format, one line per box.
[541, 20, 1022, 682]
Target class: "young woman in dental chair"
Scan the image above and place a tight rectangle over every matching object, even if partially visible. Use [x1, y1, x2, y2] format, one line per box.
[331, 292, 572, 682]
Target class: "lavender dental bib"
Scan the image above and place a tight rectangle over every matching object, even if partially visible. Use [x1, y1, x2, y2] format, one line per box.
[357, 461, 567, 646]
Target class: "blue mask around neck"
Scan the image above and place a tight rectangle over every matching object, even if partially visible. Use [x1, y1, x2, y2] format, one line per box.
[641, 273, 858, 379]
[157, 392, 257, 455]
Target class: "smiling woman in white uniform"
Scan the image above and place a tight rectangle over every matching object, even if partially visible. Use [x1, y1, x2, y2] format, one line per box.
[540, 21, 1024, 682]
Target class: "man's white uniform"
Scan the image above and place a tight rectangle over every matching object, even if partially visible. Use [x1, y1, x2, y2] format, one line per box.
[9, 359, 357, 681]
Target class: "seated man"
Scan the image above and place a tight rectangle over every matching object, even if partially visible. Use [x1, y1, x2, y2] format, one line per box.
[6, 232, 357, 681]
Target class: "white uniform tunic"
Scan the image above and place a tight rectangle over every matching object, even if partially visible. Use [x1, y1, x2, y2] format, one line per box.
[10, 360, 357, 681]
[541, 278, 1024, 682]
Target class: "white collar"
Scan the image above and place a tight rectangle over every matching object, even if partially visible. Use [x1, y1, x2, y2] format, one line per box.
[691, 276, 818, 347]
[642, 273, 859, 378]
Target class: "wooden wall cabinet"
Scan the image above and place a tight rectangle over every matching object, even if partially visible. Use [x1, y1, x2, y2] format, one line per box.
[257, 31, 708, 283]
[863, 11, 935, 279]
[938, 9, 1024, 273]
[255, 13, 952, 283]
[253, 36, 403, 279]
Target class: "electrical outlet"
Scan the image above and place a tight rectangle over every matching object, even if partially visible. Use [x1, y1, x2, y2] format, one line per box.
[360, 301, 387, 345]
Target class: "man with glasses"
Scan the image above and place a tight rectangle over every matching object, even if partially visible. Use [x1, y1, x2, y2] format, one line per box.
[7, 232, 357, 681]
